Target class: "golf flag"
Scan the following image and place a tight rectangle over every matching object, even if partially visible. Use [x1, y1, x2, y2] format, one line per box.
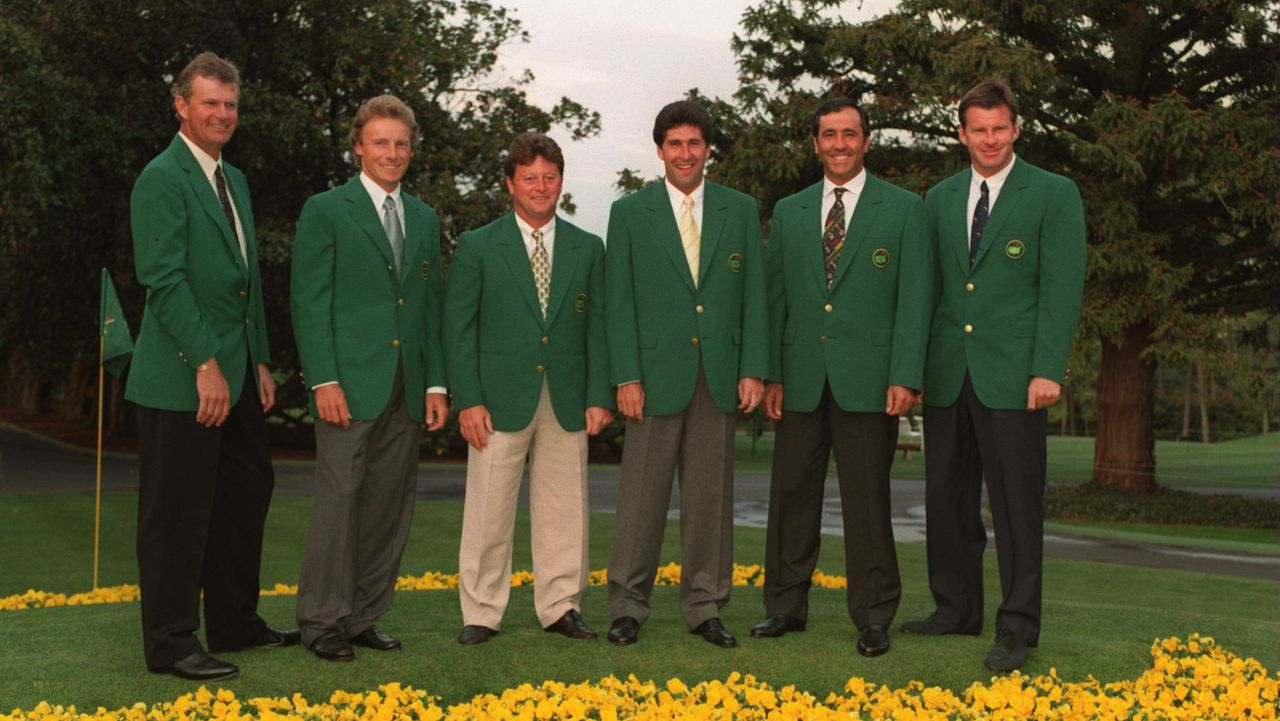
[100, 269, 133, 376]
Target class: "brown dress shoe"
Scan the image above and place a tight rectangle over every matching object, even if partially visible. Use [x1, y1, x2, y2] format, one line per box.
[543, 609, 597, 639]
[457, 625, 497, 645]
[350, 625, 401, 650]
[607, 616, 640, 646]
[691, 618, 737, 648]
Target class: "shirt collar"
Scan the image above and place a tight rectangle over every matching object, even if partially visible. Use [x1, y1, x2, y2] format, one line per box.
[176, 131, 222, 181]
[359, 171, 401, 207]
[665, 176, 704, 209]
[971, 154, 1017, 193]
[822, 168, 867, 199]
[514, 213, 556, 239]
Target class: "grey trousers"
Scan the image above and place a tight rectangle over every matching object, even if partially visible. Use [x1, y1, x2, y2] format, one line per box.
[296, 368, 423, 646]
[607, 362, 737, 629]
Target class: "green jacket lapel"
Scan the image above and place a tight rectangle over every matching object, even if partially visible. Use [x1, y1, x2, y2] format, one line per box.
[496, 213, 544, 321]
[401, 193, 427, 285]
[546, 217, 581, 326]
[971, 158, 1028, 269]
[829, 175, 882, 292]
[791, 182, 827, 289]
[340, 176, 397, 271]
[170, 135, 246, 277]
[225, 167, 253, 282]
[697, 182, 727, 283]
[642, 182, 697, 291]
[942, 172, 971, 277]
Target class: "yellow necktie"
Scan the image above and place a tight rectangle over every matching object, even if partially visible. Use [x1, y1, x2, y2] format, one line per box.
[679, 195, 700, 287]
[532, 229, 550, 319]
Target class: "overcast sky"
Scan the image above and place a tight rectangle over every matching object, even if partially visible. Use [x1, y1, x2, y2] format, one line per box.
[495, 0, 897, 237]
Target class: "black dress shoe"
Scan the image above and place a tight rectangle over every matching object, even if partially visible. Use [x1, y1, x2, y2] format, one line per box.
[457, 625, 497, 645]
[691, 618, 737, 648]
[156, 651, 239, 681]
[750, 615, 806, 638]
[349, 625, 401, 650]
[985, 633, 1029, 672]
[857, 625, 890, 657]
[250, 626, 302, 648]
[310, 631, 355, 662]
[543, 609, 597, 639]
[899, 614, 978, 636]
[606, 616, 640, 646]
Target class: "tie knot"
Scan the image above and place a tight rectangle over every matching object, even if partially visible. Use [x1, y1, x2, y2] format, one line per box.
[383, 194, 396, 212]
[532, 228, 544, 243]
[682, 195, 694, 212]
[980, 180, 989, 195]
[834, 187, 846, 199]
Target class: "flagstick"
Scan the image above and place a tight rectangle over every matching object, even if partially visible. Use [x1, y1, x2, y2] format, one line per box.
[94, 335, 105, 590]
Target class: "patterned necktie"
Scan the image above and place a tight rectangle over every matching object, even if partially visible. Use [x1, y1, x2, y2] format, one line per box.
[532, 228, 551, 319]
[383, 194, 404, 276]
[970, 180, 989, 265]
[823, 187, 847, 288]
[679, 194, 700, 287]
[213, 165, 244, 260]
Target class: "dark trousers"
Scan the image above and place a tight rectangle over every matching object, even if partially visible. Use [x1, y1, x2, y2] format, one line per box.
[135, 362, 273, 669]
[763, 383, 901, 629]
[922, 375, 1046, 645]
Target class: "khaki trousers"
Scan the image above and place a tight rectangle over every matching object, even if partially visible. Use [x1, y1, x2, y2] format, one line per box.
[458, 381, 590, 629]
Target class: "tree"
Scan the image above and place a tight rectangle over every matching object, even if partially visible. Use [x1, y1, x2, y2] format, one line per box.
[0, 0, 599, 429]
[696, 0, 1279, 491]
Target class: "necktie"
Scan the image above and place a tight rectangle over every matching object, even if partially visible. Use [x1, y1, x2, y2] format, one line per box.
[822, 187, 847, 288]
[970, 180, 989, 265]
[678, 195, 700, 287]
[532, 228, 551, 319]
[383, 194, 404, 276]
[213, 166, 244, 261]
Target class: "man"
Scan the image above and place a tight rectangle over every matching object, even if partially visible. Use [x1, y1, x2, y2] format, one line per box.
[290, 94, 449, 662]
[752, 98, 930, 657]
[445, 132, 613, 645]
[899, 80, 1086, 672]
[127, 51, 299, 681]
[605, 100, 768, 648]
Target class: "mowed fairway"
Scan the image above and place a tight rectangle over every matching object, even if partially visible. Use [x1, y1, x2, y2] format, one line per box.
[1, 494, 1277, 710]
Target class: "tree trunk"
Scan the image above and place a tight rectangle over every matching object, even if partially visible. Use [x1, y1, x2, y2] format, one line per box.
[62, 354, 95, 422]
[1263, 407, 1270, 435]
[1092, 322, 1157, 492]
[1196, 356, 1211, 444]
[1181, 370, 1192, 440]
[1059, 384, 1070, 435]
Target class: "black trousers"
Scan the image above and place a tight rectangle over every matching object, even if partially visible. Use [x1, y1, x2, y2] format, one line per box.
[135, 362, 274, 669]
[763, 382, 901, 629]
[922, 375, 1046, 645]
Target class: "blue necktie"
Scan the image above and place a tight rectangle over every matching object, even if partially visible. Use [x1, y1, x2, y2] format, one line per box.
[969, 180, 989, 265]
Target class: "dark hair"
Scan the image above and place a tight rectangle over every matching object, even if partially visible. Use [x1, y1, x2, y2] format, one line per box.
[652, 100, 713, 146]
[958, 80, 1020, 128]
[811, 97, 870, 138]
[171, 52, 239, 99]
[348, 94, 420, 158]
[503, 132, 565, 178]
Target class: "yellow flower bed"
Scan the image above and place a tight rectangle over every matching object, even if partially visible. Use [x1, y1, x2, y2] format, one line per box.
[0, 564, 844, 612]
[3, 635, 1275, 721]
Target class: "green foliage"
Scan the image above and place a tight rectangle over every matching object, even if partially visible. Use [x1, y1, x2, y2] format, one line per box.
[0, 0, 600, 422]
[1046, 483, 1280, 528]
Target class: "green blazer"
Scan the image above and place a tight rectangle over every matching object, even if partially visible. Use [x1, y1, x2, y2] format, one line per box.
[605, 180, 768, 416]
[922, 158, 1086, 410]
[290, 175, 445, 422]
[766, 175, 931, 412]
[443, 213, 612, 432]
[126, 134, 269, 411]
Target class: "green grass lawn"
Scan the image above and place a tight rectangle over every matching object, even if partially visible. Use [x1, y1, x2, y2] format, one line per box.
[1, 493, 1277, 710]
[735, 429, 1280, 488]
[1045, 519, 1280, 554]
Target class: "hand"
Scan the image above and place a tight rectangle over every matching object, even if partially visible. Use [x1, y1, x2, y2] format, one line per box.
[617, 382, 645, 422]
[194, 357, 231, 428]
[1026, 376, 1062, 411]
[459, 404, 494, 450]
[737, 377, 764, 414]
[585, 406, 614, 435]
[885, 385, 918, 416]
[425, 392, 449, 432]
[763, 383, 783, 421]
[314, 384, 351, 429]
[257, 363, 276, 412]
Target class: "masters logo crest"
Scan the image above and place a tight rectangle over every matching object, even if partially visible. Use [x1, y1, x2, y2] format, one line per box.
[420, 260, 431, 280]
[871, 248, 890, 269]
[728, 252, 743, 272]
[1005, 240, 1026, 260]
[575, 293, 587, 313]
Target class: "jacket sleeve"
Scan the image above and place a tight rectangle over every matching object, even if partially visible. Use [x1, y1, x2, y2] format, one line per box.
[442, 232, 485, 410]
[889, 194, 930, 391]
[605, 202, 641, 387]
[423, 210, 448, 389]
[585, 237, 615, 409]
[289, 196, 339, 386]
[764, 204, 787, 383]
[1030, 177, 1087, 383]
[738, 198, 770, 380]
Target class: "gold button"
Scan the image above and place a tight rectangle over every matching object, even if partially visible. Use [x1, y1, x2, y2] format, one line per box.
[177, 352, 185, 358]
[691, 337, 700, 345]
[695, 305, 704, 313]
[245, 319, 251, 326]
[965, 283, 974, 292]
[391, 339, 401, 348]
[542, 336, 549, 345]
[398, 298, 405, 305]
[535, 364, 544, 373]
[239, 290, 248, 297]
[388, 264, 394, 272]
[819, 335, 827, 343]
[964, 324, 973, 333]
[824, 303, 833, 312]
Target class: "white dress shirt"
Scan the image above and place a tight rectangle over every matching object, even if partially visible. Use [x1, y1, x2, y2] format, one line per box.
[665, 177, 705, 233]
[514, 214, 556, 270]
[966, 155, 1017, 241]
[177, 131, 246, 261]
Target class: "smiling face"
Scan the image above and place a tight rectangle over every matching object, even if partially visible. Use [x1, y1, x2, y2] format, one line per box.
[813, 106, 870, 185]
[175, 74, 238, 158]
[506, 155, 562, 227]
[656, 124, 711, 194]
[959, 104, 1020, 177]
[354, 115, 413, 192]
